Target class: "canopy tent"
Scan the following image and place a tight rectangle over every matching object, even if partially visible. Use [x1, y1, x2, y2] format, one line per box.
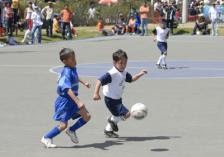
[98, 0, 119, 5]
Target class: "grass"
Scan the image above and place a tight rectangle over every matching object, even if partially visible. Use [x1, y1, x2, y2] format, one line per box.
[0, 25, 223, 44]
[0, 26, 101, 44]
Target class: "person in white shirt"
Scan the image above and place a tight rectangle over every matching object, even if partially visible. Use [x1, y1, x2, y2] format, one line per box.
[93, 49, 147, 138]
[31, 6, 43, 44]
[209, 3, 218, 36]
[154, 0, 162, 12]
[153, 19, 170, 69]
[41, 1, 54, 37]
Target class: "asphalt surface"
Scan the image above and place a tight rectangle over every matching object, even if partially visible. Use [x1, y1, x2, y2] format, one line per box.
[0, 35, 224, 157]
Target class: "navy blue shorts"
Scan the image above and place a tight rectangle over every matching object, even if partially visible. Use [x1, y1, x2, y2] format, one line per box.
[157, 42, 168, 54]
[104, 96, 129, 117]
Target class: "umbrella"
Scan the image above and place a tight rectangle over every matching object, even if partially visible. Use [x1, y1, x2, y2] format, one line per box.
[98, 0, 118, 5]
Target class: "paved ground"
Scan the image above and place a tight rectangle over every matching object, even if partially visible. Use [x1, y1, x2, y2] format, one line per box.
[0, 35, 224, 157]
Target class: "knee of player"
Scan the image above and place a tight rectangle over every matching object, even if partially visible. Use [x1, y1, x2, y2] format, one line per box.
[82, 113, 91, 122]
[59, 123, 68, 131]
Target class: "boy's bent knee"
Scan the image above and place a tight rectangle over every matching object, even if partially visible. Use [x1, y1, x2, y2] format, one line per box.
[83, 113, 91, 122]
[59, 122, 68, 131]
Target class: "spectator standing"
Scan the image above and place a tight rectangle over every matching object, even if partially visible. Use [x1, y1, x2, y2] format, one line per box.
[139, 1, 150, 36]
[4, 2, 14, 35]
[209, 3, 218, 36]
[41, 1, 54, 37]
[60, 4, 72, 39]
[154, 0, 162, 12]
[11, 0, 19, 25]
[166, 3, 176, 34]
[24, 1, 33, 30]
[31, 6, 43, 44]
[88, 3, 96, 25]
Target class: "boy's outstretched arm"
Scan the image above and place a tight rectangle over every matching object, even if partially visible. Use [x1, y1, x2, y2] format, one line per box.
[132, 69, 147, 82]
[152, 28, 157, 42]
[67, 89, 84, 109]
[79, 78, 90, 88]
[93, 73, 112, 101]
[93, 80, 101, 101]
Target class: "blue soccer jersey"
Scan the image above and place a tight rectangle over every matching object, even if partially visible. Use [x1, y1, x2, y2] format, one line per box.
[57, 66, 79, 97]
[53, 66, 80, 123]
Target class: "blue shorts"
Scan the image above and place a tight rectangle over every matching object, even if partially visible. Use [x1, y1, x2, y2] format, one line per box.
[53, 96, 80, 123]
[157, 42, 168, 54]
[104, 96, 129, 117]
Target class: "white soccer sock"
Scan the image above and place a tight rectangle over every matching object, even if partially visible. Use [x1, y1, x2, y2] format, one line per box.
[22, 29, 31, 43]
[111, 116, 121, 124]
[157, 55, 163, 65]
[105, 123, 113, 131]
[161, 54, 167, 65]
[162, 54, 167, 65]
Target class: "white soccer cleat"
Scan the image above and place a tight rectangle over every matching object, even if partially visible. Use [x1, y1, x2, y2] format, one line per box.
[66, 129, 79, 144]
[41, 137, 56, 148]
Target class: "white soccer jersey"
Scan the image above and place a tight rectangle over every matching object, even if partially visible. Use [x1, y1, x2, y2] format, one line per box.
[156, 27, 169, 42]
[102, 66, 132, 99]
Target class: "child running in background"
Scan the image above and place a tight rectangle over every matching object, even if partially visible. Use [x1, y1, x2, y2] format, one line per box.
[41, 48, 91, 148]
[93, 49, 147, 138]
[152, 19, 170, 69]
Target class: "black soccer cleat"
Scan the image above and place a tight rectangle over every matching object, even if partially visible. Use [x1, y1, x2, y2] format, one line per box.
[156, 64, 162, 69]
[104, 130, 119, 138]
[107, 117, 119, 132]
[162, 64, 168, 70]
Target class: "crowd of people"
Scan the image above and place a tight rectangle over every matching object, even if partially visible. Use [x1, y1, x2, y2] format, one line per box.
[0, 0, 224, 47]
[98, 1, 179, 36]
[0, 0, 77, 46]
[191, 0, 224, 36]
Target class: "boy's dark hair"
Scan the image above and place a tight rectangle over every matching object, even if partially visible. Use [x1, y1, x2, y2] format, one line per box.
[59, 48, 75, 62]
[113, 49, 128, 62]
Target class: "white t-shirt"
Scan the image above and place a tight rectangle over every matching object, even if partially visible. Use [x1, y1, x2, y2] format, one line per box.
[209, 7, 218, 21]
[156, 27, 169, 42]
[26, 8, 33, 20]
[102, 67, 132, 99]
[31, 11, 43, 26]
[154, 2, 161, 11]
[88, 8, 96, 19]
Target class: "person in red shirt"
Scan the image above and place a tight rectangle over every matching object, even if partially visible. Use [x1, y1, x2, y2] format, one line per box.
[97, 17, 104, 32]
[60, 4, 73, 39]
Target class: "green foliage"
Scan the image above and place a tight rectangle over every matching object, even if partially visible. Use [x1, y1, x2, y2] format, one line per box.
[19, 0, 147, 26]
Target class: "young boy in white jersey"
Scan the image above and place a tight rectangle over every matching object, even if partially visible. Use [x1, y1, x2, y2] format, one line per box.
[93, 49, 147, 138]
[152, 19, 170, 69]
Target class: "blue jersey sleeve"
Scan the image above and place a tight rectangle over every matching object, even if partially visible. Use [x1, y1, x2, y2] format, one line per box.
[125, 72, 133, 83]
[99, 72, 112, 86]
[57, 68, 73, 95]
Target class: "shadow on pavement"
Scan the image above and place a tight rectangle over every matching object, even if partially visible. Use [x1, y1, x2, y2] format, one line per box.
[56, 136, 180, 150]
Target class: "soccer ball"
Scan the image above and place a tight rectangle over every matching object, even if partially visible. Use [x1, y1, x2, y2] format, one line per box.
[196, 31, 201, 35]
[131, 103, 148, 120]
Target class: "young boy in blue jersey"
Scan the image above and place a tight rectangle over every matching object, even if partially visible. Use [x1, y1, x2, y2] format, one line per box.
[152, 19, 170, 69]
[93, 49, 147, 138]
[41, 48, 91, 148]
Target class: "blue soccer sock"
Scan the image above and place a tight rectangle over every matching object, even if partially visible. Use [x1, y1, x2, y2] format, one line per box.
[44, 127, 61, 139]
[69, 118, 87, 132]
